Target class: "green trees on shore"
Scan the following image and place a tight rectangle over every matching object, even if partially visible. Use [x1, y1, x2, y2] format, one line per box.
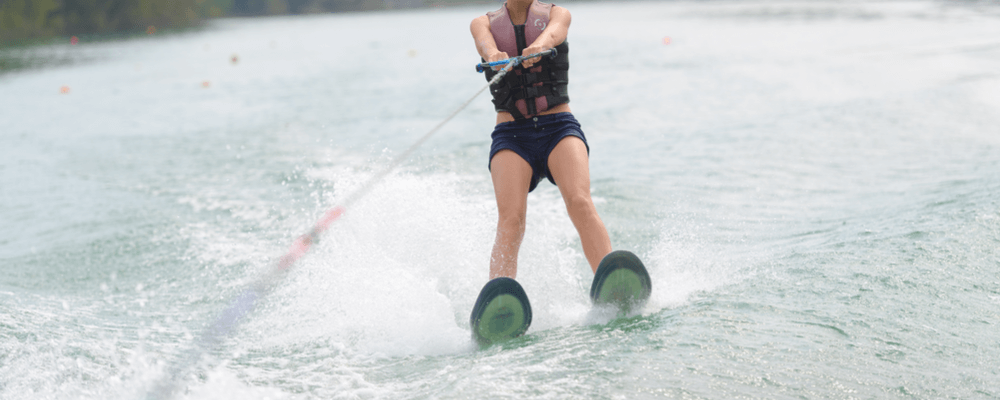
[0, 0, 212, 44]
[1, 0, 62, 42]
[0, 0, 436, 45]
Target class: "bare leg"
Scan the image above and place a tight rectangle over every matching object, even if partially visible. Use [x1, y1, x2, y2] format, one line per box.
[547, 137, 612, 273]
[489, 150, 533, 279]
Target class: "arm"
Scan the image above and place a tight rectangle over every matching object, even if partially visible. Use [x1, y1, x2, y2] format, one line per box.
[471, 15, 509, 70]
[521, 6, 571, 68]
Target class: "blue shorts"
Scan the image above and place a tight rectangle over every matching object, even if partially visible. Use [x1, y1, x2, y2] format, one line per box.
[489, 112, 590, 192]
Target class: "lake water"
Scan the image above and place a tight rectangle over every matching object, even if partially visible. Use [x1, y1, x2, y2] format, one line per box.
[2, 1, 1000, 398]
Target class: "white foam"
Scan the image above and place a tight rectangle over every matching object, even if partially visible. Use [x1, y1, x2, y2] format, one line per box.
[229, 163, 606, 361]
[644, 219, 759, 311]
[238, 170, 493, 357]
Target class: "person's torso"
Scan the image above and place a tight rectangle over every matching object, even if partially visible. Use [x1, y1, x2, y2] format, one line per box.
[484, 0, 571, 122]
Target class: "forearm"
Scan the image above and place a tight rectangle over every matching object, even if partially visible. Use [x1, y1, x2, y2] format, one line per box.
[527, 6, 570, 50]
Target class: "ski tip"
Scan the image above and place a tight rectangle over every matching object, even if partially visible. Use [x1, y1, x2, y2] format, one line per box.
[470, 277, 532, 346]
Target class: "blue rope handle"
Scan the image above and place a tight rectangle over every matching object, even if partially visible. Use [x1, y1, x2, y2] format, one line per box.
[476, 48, 558, 73]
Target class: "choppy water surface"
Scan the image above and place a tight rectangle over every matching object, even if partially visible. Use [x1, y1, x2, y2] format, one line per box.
[2, 1, 1000, 398]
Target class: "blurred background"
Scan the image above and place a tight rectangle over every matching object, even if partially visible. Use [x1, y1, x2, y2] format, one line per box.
[0, 0, 469, 46]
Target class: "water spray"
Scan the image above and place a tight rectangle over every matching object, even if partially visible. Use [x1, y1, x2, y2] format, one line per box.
[145, 48, 555, 399]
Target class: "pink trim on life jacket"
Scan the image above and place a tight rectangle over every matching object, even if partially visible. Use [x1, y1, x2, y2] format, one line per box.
[487, 0, 554, 117]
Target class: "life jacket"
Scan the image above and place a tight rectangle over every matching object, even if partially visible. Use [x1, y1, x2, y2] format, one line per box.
[483, 0, 570, 120]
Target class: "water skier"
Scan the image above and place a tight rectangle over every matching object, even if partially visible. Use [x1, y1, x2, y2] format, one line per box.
[468, 0, 649, 345]
[473, 0, 611, 281]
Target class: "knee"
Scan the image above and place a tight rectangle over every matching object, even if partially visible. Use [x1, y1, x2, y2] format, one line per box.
[497, 208, 526, 233]
[564, 192, 597, 219]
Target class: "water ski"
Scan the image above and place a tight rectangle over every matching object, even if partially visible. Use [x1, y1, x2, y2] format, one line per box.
[590, 250, 652, 314]
[470, 277, 532, 346]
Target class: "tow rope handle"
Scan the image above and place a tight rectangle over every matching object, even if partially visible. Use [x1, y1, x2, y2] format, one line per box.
[476, 48, 558, 73]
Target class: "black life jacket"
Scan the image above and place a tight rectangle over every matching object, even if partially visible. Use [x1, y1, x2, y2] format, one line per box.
[483, 0, 570, 120]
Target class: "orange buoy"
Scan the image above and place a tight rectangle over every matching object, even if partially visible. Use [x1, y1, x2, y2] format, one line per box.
[663, 37, 672, 45]
[70, 36, 79, 45]
[60, 86, 71, 94]
[147, 26, 156, 35]
[202, 81, 211, 88]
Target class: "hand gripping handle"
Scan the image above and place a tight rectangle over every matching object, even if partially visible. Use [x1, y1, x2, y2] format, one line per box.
[475, 48, 558, 73]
